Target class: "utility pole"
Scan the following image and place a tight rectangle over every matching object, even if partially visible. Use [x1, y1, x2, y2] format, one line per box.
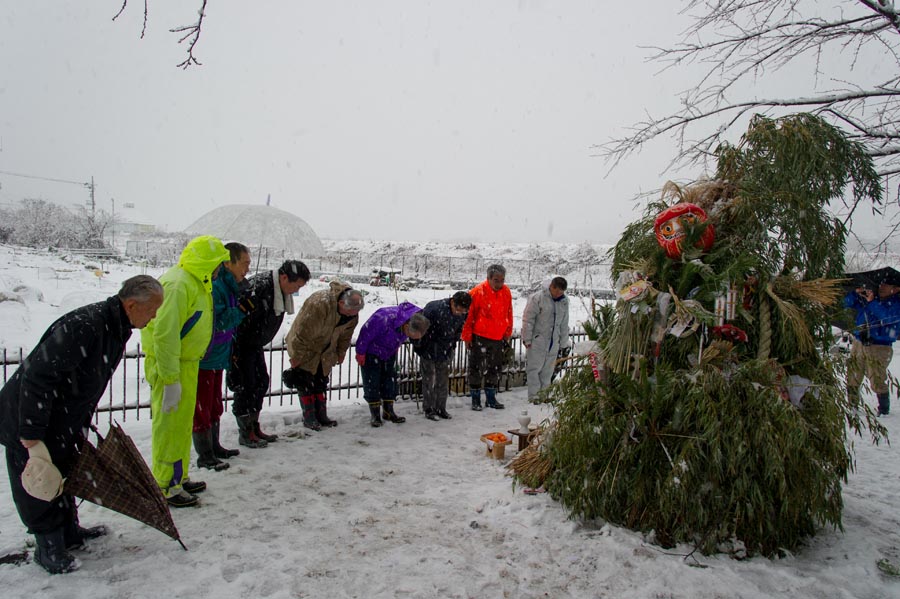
[110, 197, 115, 247]
[87, 176, 95, 216]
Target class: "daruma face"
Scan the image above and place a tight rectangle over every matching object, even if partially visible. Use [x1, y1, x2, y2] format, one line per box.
[654, 203, 715, 259]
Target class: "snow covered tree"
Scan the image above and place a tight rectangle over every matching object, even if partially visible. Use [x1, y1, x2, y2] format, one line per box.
[603, 0, 900, 245]
[522, 114, 887, 556]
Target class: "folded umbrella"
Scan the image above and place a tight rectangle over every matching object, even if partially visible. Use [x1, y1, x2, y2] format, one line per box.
[64, 423, 185, 549]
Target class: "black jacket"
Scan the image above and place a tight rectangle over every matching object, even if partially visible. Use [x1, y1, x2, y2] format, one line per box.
[413, 298, 466, 362]
[233, 272, 286, 352]
[0, 296, 132, 472]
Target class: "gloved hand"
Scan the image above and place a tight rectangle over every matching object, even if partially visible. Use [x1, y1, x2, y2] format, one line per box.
[558, 346, 572, 359]
[355, 354, 366, 367]
[238, 296, 255, 313]
[21, 440, 64, 502]
[162, 382, 182, 413]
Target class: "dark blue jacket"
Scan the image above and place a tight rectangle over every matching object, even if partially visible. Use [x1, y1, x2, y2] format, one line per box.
[413, 298, 467, 362]
[0, 296, 132, 472]
[844, 290, 900, 346]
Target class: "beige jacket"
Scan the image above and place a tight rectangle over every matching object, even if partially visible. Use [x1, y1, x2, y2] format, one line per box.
[286, 281, 359, 374]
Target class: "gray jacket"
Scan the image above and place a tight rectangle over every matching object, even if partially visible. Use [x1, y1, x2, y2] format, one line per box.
[521, 284, 570, 353]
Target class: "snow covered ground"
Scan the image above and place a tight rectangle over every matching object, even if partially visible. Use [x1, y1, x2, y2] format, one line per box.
[1, 242, 899, 598]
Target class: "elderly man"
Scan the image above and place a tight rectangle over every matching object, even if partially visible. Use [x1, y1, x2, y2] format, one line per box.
[413, 291, 471, 420]
[844, 281, 900, 416]
[461, 264, 513, 410]
[522, 277, 570, 400]
[142, 235, 230, 508]
[355, 303, 430, 427]
[0, 275, 163, 574]
[228, 260, 310, 447]
[283, 282, 364, 431]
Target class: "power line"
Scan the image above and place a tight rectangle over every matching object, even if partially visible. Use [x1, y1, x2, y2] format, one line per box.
[0, 169, 91, 188]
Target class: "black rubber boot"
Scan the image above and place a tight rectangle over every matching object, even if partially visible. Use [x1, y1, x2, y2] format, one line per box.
[211, 420, 239, 458]
[236, 414, 268, 448]
[382, 399, 406, 423]
[34, 528, 79, 574]
[252, 411, 278, 443]
[193, 430, 230, 471]
[64, 524, 108, 550]
[315, 394, 338, 428]
[877, 392, 891, 416]
[301, 395, 322, 431]
[470, 389, 483, 411]
[63, 505, 108, 550]
[368, 401, 383, 427]
[485, 387, 505, 409]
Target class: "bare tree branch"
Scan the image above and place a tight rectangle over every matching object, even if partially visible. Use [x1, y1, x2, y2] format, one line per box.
[170, 0, 208, 69]
[112, 0, 207, 66]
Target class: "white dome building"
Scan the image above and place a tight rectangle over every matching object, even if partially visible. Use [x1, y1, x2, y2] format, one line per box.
[184, 204, 325, 257]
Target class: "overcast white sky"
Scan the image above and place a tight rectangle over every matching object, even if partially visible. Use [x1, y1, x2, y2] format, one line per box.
[0, 1, 891, 246]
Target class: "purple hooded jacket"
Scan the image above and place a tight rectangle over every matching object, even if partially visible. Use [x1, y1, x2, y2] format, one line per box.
[355, 302, 422, 360]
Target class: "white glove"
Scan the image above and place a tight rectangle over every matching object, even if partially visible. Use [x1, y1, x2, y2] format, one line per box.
[162, 383, 182, 414]
[21, 441, 64, 502]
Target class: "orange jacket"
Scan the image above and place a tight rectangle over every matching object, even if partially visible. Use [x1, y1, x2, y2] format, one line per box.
[461, 279, 513, 342]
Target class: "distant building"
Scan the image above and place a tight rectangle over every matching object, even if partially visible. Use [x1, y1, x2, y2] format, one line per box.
[113, 202, 157, 236]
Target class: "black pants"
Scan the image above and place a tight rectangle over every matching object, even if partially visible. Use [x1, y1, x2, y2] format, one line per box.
[467, 335, 505, 390]
[5, 444, 76, 535]
[283, 364, 329, 395]
[228, 347, 270, 416]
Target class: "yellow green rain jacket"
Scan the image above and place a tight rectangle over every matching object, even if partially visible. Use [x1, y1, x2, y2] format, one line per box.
[142, 235, 229, 491]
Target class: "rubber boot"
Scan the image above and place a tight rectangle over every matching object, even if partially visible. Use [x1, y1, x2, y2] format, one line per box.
[485, 387, 505, 409]
[470, 388, 483, 411]
[382, 399, 406, 423]
[368, 401, 383, 427]
[34, 528, 79, 574]
[252, 411, 278, 442]
[235, 413, 268, 448]
[315, 394, 338, 428]
[211, 420, 239, 458]
[63, 501, 108, 550]
[300, 395, 322, 431]
[877, 392, 891, 416]
[193, 430, 230, 471]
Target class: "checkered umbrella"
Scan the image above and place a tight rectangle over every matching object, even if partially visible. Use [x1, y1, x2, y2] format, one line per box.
[64, 423, 185, 549]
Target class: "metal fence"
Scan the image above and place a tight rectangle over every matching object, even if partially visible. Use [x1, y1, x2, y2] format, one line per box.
[1, 331, 589, 425]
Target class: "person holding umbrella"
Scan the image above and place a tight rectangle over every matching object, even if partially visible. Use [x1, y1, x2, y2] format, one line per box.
[0, 275, 164, 574]
[228, 259, 310, 446]
[844, 274, 900, 416]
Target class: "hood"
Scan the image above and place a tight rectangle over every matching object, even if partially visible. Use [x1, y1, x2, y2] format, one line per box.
[179, 235, 230, 293]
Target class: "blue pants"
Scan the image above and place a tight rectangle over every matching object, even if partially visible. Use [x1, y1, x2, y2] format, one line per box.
[361, 356, 398, 401]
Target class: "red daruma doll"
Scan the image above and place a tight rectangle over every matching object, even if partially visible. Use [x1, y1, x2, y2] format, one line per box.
[653, 203, 716, 259]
